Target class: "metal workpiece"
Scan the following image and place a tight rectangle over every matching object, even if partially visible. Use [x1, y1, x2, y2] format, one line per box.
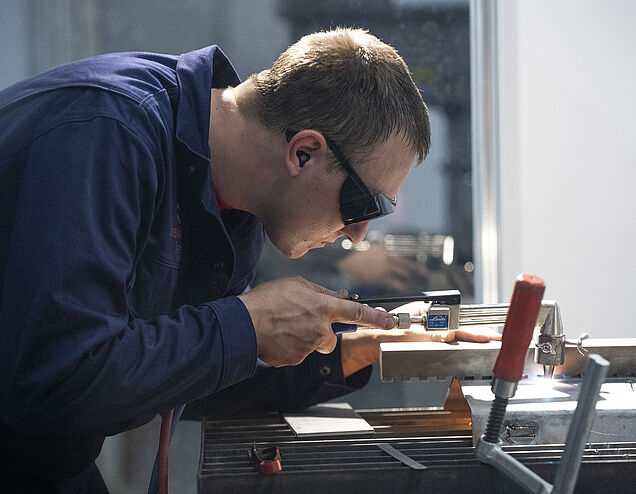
[379, 338, 636, 381]
[552, 354, 609, 494]
[459, 303, 509, 326]
[475, 438, 552, 494]
[459, 300, 562, 328]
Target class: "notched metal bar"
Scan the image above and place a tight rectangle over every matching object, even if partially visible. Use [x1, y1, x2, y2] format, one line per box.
[380, 338, 636, 382]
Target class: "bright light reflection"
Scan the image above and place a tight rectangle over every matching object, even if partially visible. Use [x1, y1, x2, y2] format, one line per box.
[443, 235, 454, 265]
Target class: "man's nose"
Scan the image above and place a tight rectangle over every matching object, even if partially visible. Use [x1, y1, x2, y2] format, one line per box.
[340, 221, 370, 243]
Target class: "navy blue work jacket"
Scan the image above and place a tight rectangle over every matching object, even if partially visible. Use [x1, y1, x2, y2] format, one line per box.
[0, 46, 370, 484]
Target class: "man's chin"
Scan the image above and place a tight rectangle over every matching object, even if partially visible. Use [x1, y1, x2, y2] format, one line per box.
[309, 242, 327, 252]
[273, 243, 307, 259]
[287, 242, 326, 259]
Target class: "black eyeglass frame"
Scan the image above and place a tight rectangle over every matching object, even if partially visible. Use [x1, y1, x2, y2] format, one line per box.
[285, 130, 397, 225]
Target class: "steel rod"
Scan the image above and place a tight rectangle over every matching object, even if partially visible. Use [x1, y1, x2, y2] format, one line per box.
[552, 354, 609, 494]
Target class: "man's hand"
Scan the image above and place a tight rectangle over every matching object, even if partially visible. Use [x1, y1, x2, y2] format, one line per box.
[238, 276, 396, 367]
[340, 301, 502, 377]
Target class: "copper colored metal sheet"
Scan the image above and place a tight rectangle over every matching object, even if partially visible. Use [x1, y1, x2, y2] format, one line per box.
[359, 379, 472, 434]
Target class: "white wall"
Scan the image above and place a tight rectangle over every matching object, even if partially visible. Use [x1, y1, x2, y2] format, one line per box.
[497, 0, 636, 337]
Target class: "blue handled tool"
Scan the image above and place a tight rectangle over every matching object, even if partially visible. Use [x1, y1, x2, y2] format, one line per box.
[331, 322, 358, 334]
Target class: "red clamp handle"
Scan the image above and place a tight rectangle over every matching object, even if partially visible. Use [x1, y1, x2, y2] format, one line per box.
[493, 274, 545, 383]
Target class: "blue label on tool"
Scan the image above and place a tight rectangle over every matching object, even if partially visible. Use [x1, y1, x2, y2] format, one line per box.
[428, 314, 449, 329]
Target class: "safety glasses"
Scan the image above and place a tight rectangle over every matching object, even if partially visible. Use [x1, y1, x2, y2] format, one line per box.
[286, 130, 397, 225]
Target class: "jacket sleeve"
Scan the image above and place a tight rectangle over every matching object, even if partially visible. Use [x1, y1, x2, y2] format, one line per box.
[0, 117, 256, 435]
[183, 338, 373, 418]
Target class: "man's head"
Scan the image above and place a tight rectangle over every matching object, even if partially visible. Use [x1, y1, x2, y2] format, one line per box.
[237, 28, 430, 165]
[231, 28, 430, 258]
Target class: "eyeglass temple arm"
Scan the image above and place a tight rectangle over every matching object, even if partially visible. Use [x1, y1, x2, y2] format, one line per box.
[285, 129, 373, 196]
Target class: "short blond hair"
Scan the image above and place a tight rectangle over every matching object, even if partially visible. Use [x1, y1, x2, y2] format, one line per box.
[237, 28, 430, 165]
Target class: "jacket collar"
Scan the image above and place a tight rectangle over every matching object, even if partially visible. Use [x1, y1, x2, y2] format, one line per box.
[174, 45, 241, 161]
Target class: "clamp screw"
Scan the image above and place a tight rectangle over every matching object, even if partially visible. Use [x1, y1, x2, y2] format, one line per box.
[537, 342, 556, 355]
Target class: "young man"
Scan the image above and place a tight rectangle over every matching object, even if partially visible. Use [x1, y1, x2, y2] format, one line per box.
[0, 28, 496, 492]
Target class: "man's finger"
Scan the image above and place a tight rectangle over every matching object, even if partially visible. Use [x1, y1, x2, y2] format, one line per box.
[440, 329, 501, 343]
[455, 329, 501, 342]
[331, 299, 395, 329]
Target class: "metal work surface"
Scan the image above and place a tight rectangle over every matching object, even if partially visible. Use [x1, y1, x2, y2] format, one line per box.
[463, 377, 636, 446]
[380, 338, 636, 381]
[198, 411, 636, 494]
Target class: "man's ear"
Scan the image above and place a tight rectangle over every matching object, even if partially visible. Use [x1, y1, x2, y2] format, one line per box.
[284, 129, 328, 177]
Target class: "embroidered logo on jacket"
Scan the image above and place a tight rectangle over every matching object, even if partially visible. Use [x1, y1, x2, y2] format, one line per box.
[170, 204, 182, 255]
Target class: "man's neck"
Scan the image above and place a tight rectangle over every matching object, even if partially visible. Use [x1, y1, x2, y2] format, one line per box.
[208, 87, 274, 216]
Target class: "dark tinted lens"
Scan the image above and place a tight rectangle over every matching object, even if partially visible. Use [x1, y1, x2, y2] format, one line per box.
[339, 175, 380, 224]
